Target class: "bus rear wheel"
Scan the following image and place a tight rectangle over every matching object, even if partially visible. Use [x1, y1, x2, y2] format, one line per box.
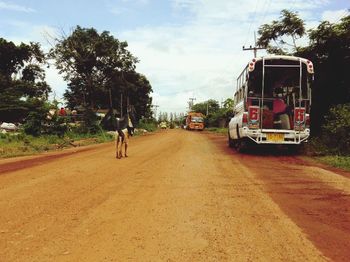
[236, 138, 250, 153]
[228, 132, 235, 148]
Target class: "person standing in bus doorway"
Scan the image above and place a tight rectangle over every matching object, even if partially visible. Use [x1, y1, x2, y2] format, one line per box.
[273, 88, 291, 129]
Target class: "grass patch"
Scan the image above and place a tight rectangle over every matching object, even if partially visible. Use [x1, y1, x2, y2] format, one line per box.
[0, 131, 114, 158]
[205, 127, 227, 135]
[315, 155, 350, 171]
[137, 119, 158, 132]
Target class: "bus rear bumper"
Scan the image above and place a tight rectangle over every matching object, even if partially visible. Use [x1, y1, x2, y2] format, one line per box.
[241, 127, 310, 145]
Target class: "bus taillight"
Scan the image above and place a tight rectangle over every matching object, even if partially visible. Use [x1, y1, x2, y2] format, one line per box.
[242, 112, 248, 126]
[294, 107, 306, 130]
[248, 106, 259, 128]
[248, 59, 256, 72]
[306, 60, 314, 73]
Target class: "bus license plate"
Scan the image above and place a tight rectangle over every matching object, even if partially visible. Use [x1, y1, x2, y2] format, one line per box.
[267, 133, 284, 142]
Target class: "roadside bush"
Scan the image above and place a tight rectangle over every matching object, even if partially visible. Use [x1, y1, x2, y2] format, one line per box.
[138, 118, 157, 132]
[206, 108, 233, 128]
[23, 111, 68, 137]
[44, 114, 68, 137]
[80, 109, 100, 134]
[23, 111, 45, 136]
[321, 103, 350, 155]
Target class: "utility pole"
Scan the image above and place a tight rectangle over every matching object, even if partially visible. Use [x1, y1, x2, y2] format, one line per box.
[188, 97, 196, 111]
[126, 96, 130, 113]
[120, 93, 123, 117]
[108, 88, 113, 109]
[242, 31, 265, 58]
[152, 105, 159, 119]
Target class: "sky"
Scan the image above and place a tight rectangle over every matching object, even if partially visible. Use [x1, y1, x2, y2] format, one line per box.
[1, 0, 349, 115]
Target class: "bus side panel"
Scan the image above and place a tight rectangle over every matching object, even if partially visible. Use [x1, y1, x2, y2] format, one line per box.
[229, 101, 244, 140]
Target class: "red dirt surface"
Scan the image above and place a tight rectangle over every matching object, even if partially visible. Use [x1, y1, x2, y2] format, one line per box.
[0, 130, 349, 261]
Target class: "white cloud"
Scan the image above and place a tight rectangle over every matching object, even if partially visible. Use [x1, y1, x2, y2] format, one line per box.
[0, 1, 35, 12]
[117, 0, 331, 113]
[322, 9, 349, 23]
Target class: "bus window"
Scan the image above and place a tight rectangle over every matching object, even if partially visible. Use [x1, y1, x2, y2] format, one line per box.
[263, 66, 308, 99]
[248, 63, 262, 96]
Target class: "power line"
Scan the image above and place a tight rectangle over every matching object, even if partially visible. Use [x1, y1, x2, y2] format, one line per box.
[258, 0, 271, 26]
[243, 0, 270, 57]
[243, 0, 261, 47]
[243, 32, 266, 58]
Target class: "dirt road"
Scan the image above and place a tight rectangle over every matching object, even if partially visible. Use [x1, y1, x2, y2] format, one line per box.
[1, 130, 349, 261]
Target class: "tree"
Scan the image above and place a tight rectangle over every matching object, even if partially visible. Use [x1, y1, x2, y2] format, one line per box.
[296, 15, 350, 134]
[191, 99, 220, 115]
[49, 26, 138, 110]
[64, 71, 153, 121]
[321, 103, 350, 155]
[257, 10, 305, 54]
[191, 99, 234, 127]
[50, 26, 153, 123]
[0, 38, 51, 122]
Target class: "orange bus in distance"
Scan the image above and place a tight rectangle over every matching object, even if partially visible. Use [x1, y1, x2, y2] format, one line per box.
[186, 112, 205, 131]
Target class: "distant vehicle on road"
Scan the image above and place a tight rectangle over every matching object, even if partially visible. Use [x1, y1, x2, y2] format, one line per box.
[186, 112, 205, 131]
[160, 122, 167, 129]
[228, 55, 314, 151]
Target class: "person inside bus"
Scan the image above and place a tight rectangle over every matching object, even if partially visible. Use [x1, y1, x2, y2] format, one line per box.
[273, 87, 291, 129]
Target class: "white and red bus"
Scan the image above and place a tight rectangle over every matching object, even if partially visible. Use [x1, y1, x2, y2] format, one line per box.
[228, 55, 314, 151]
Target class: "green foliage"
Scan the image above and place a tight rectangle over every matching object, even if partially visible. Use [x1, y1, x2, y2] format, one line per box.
[191, 99, 220, 115]
[257, 10, 305, 54]
[75, 109, 100, 134]
[50, 26, 152, 120]
[23, 111, 44, 136]
[0, 131, 113, 158]
[138, 118, 157, 132]
[321, 104, 350, 155]
[0, 38, 51, 122]
[191, 98, 234, 128]
[316, 156, 350, 171]
[297, 15, 350, 134]
[23, 103, 68, 137]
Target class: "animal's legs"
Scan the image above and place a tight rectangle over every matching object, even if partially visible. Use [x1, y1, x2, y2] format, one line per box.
[116, 137, 122, 159]
[115, 136, 119, 158]
[124, 143, 128, 157]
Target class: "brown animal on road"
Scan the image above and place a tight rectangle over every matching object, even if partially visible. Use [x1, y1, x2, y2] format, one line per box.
[115, 116, 134, 159]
